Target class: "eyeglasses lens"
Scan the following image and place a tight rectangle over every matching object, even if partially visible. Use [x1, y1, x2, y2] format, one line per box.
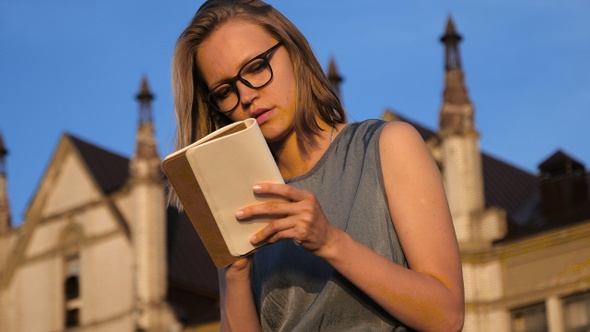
[210, 58, 272, 113]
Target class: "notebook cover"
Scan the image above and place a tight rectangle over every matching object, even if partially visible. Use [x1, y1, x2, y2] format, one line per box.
[162, 119, 284, 268]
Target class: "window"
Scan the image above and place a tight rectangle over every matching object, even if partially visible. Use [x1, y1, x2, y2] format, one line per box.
[564, 291, 590, 332]
[511, 302, 548, 332]
[64, 254, 81, 328]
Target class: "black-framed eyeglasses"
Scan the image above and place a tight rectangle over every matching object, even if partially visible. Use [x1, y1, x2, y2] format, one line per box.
[206, 42, 283, 114]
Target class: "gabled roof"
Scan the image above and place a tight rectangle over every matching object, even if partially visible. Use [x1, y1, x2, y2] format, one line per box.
[67, 134, 130, 194]
[66, 134, 219, 326]
[539, 149, 585, 175]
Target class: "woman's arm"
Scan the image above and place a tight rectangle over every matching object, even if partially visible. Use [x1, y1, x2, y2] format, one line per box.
[242, 121, 464, 331]
[218, 258, 261, 332]
[320, 121, 464, 330]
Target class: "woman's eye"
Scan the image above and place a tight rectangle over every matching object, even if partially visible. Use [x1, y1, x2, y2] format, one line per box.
[213, 85, 233, 100]
[243, 59, 267, 75]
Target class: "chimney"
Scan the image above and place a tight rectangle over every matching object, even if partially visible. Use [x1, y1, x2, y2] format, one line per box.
[538, 150, 590, 223]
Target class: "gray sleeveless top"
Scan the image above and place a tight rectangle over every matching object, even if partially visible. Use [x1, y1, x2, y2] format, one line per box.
[252, 120, 410, 331]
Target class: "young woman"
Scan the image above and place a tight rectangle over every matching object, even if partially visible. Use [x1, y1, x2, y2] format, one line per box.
[170, 1, 464, 331]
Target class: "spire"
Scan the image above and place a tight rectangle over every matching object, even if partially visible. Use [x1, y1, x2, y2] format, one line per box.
[327, 57, 344, 99]
[0, 132, 7, 176]
[441, 16, 462, 71]
[439, 16, 474, 135]
[130, 77, 160, 180]
[0, 131, 12, 233]
[136, 77, 155, 125]
[436, 16, 490, 249]
[128, 78, 172, 330]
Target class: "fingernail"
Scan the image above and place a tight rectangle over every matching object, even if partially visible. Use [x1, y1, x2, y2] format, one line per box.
[235, 210, 244, 219]
[250, 234, 258, 243]
[253, 184, 262, 192]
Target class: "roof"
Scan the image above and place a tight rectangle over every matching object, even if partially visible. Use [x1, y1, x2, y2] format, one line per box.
[441, 16, 461, 42]
[166, 209, 220, 325]
[481, 152, 538, 222]
[539, 149, 586, 175]
[67, 134, 130, 193]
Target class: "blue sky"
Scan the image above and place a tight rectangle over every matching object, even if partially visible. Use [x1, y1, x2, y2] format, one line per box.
[1, 0, 589, 224]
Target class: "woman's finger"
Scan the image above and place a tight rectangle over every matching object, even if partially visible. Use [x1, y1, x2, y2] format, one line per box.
[253, 182, 312, 202]
[235, 184, 313, 220]
[249, 208, 320, 245]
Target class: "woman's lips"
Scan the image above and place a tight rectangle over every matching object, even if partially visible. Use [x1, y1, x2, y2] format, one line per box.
[254, 109, 272, 126]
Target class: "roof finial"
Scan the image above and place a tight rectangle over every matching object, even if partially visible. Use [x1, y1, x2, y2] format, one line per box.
[136, 76, 155, 125]
[327, 57, 344, 99]
[0, 130, 12, 233]
[438, 16, 475, 135]
[131, 76, 160, 179]
[0, 131, 8, 176]
[440, 16, 463, 71]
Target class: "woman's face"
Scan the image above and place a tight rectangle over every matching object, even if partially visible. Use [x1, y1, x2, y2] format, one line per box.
[196, 20, 297, 143]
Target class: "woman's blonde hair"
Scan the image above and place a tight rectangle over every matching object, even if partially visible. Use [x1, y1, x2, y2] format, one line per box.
[168, 0, 346, 208]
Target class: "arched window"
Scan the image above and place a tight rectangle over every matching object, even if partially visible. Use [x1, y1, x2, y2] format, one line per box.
[64, 254, 80, 328]
[60, 225, 83, 329]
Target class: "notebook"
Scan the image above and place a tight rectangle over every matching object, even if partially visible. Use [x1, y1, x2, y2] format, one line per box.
[162, 118, 285, 268]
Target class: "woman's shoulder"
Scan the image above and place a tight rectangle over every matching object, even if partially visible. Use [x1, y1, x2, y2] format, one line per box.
[341, 119, 388, 141]
[380, 120, 422, 141]
[378, 120, 434, 170]
[345, 119, 421, 145]
[349, 118, 388, 130]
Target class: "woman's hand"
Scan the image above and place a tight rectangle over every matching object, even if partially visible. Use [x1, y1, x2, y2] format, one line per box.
[218, 256, 260, 332]
[223, 256, 253, 282]
[235, 183, 339, 256]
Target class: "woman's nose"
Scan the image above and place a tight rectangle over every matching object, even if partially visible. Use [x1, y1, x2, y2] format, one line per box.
[236, 80, 260, 107]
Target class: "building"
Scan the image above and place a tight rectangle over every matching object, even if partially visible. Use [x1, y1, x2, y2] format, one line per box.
[382, 18, 590, 331]
[1, 17, 589, 332]
[0, 78, 220, 331]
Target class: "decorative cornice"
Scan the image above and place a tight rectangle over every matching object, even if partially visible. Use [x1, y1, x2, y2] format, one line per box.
[461, 219, 590, 264]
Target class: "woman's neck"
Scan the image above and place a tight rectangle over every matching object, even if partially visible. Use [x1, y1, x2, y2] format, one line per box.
[270, 121, 337, 179]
